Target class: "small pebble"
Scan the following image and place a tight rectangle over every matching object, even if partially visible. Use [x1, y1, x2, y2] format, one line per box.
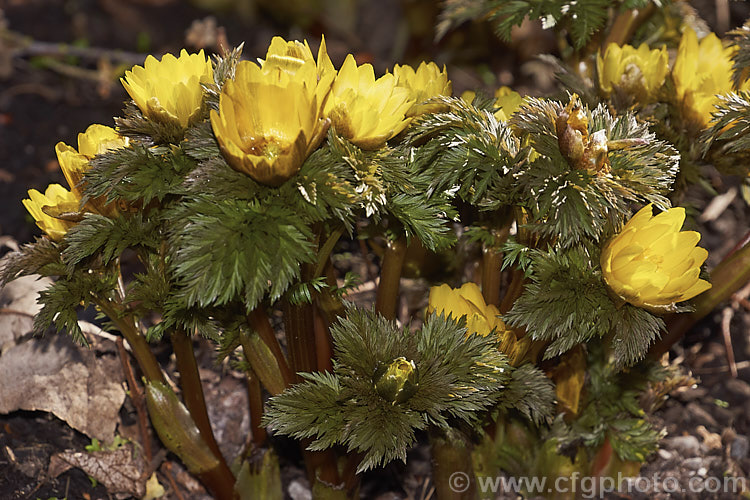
[663, 435, 700, 457]
[682, 457, 703, 470]
[288, 479, 313, 500]
[657, 449, 673, 460]
[731, 435, 749, 460]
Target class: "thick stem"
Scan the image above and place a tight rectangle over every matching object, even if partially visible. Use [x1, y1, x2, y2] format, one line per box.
[247, 369, 267, 447]
[430, 427, 478, 500]
[198, 463, 238, 500]
[283, 300, 318, 381]
[650, 242, 750, 358]
[171, 329, 225, 463]
[314, 307, 334, 372]
[94, 297, 165, 384]
[374, 236, 407, 321]
[481, 245, 504, 307]
[247, 308, 295, 387]
[499, 269, 525, 315]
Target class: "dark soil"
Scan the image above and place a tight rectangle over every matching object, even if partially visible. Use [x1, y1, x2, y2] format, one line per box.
[2, 1, 750, 499]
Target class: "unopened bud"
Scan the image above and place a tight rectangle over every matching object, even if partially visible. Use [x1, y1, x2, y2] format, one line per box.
[373, 357, 419, 404]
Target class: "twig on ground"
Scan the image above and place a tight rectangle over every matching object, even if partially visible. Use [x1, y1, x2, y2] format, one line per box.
[161, 461, 187, 500]
[720, 307, 738, 378]
[116, 336, 153, 463]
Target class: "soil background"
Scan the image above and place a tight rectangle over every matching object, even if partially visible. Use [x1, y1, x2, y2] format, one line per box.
[2, 0, 750, 499]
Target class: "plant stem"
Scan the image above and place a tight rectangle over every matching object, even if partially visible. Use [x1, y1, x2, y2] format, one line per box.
[499, 268, 524, 315]
[283, 300, 318, 381]
[650, 241, 750, 358]
[430, 427, 478, 500]
[171, 329, 225, 464]
[94, 296, 165, 384]
[247, 308, 295, 387]
[374, 236, 407, 321]
[246, 369, 267, 446]
[482, 245, 503, 307]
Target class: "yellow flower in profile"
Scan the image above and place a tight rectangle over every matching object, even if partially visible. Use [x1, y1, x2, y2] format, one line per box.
[22, 184, 80, 241]
[211, 60, 329, 186]
[324, 55, 414, 149]
[392, 61, 452, 115]
[601, 204, 712, 312]
[673, 29, 750, 126]
[55, 124, 129, 215]
[121, 49, 213, 128]
[596, 43, 668, 101]
[428, 282, 528, 364]
[428, 282, 504, 337]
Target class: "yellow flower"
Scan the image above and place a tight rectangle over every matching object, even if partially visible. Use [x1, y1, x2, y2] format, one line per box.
[673, 29, 750, 126]
[55, 124, 129, 215]
[460, 87, 524, 121]
[428, 282, 528, 363]
[392, 61, 452, 115]
[22, 184, 80, 241]
[210, 60, 329, 186]
[596, 43, 668, 101]
[427, 282, 506, 337]
[260, 35, 336, 104]
[324, 54, 414, 149]
[121, 49, 213, 128]
[601, 204, 711, 312]
[493, 87, 525, 121]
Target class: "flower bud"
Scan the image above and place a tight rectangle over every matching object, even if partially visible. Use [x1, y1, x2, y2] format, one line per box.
[373, 357, 418, 404]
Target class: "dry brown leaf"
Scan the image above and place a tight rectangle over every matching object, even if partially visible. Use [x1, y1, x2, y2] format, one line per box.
[49, 443, 146, 498]
[0, 335, 126, 441]
[0, 274, 51, 352]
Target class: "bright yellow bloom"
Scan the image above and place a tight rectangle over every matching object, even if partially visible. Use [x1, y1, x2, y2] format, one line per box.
[673, 29, 750, 126]
[324, 54, 414, 149]
[121, 49, 213, 128]
[428, 282, 528, 363]
[493, 87, 525, 121]
[601, 204, 711, 312]
[461, 86, 524, 121]
[211, 60, 329, 186]
[392, 61, 452, 115]
[597, 43, 668, 101]
[428, 283, 504, 337]
[260, 36, 336, 105]
[22, 184, 80, 241]
[55, 124, 129, 215]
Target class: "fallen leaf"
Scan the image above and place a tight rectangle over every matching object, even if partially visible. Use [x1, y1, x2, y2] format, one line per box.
[0, 274, 51, 352]
[0, 335, 126, 441]
[49, 443, 146, 498]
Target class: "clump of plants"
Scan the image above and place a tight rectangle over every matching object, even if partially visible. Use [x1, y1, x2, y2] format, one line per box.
[3, 2, 750, 499]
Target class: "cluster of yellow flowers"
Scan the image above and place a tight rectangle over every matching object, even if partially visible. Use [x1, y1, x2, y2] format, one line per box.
[24, 125, 129, 240]
[23, 38, 452, 237]
[598, 28, 750, 125]
[23, 36, 712, 318]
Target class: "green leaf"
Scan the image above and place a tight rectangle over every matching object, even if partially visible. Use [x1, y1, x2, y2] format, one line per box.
[34, 270, 118, 345]
[505, 245, 663, 365]
[0, 237, 64, 285]
[167, 198, 315, 311]
[62, 213, 159, 269]
[85, 144, 196, 205]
